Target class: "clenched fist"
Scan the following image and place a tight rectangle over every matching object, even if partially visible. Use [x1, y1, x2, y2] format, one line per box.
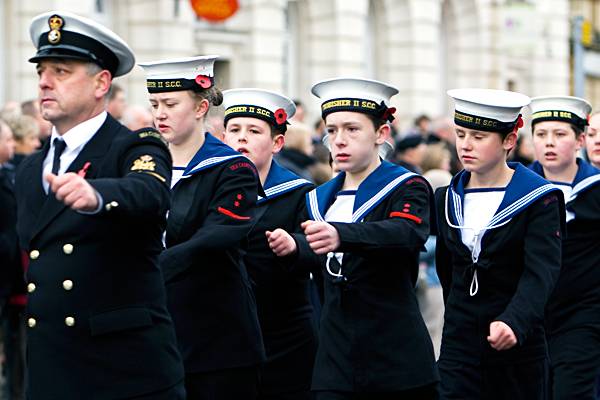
[302, 220, 340, 255]
[487, 321, 517, 351]
[46, 172, 99, 212]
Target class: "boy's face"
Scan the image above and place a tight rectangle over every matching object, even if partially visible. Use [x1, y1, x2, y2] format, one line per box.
[222, 117, 283, 172]
[532, 120, 582, 173]
[325, 111, 385, 175]
[455, 126, 515, 175]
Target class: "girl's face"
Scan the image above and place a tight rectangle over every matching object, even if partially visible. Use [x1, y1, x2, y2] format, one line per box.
[585, 113, 600, 167]
[325, 111, 385, 175]
[149, 91, 207, 145]
[222, 117, 283, 172]
[532, 120, 582, 173]
[455, 127, 516, 175]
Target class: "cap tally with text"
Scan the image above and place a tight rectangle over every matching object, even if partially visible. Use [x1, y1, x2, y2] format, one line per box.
[311, 77, 399, 122]
[28, 11, 135, 77]
[447, 88, 531, 134]
[223, 88, 296, 133]
[529, 96, 592, 131]
[138, 55, 218, 93]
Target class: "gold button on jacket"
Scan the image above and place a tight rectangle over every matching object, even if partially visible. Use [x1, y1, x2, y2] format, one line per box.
[30, 250, 40, 260]
[62, 280, 73, 291]
[27, 283, 36, 293]
[28, 318, 37, 328]
[65, 317, 75, 327]
[63, 244, 74, 255]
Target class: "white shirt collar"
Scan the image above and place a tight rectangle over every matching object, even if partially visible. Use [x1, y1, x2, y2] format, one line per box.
[50, 111, 108, 150]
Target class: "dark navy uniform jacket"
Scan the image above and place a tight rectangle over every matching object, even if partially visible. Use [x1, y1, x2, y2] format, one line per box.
[530, 159, 600, 334]
[245, 160, 317, 395]
[160, 132, 265, 374]
[290, 161, 439, 392]
[15, 115, 184, 400]
[435, 162, 565, 367]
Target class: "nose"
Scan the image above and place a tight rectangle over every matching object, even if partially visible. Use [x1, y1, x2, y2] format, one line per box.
[332, 131, 346, 147]
[237, 128, 248, 142]
[545, 133, 555, 146]
[38, 70, 52, 90]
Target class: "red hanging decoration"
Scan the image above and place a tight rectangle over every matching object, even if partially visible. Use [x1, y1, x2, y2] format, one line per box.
[190, 0, 239, 23]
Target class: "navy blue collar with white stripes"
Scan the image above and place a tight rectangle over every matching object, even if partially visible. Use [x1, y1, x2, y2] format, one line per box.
[529, 158, 600, 202]
[182, 132, 247, 177]
[448, 162, 559, 228]
[257, 160, 312, 204]
[307, 160, 416, 222]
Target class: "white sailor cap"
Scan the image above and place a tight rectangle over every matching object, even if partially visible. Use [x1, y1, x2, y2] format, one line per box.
[529, 96, 592, 131]
[29, 11, 134, 78]
[447, 88, 531, 134]
[311, 77, 399, 122]
[222, 88, 295, 133]
[138, 55, 218, 93]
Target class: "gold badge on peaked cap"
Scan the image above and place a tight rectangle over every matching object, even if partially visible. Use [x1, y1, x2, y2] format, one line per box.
[47, 14, 64, 44]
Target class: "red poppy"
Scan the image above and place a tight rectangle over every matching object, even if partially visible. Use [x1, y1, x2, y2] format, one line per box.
[516, 115, 524, 129]
[383, 107, 396, 121]
[274, 108, 287, 125]
[195, 75, 212, 89]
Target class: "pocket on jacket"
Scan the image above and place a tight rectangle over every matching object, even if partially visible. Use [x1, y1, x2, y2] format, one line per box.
[89, 307, 153, 336]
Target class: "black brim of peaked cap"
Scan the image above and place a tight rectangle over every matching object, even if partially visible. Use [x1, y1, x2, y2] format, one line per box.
[29, 30, 119, 77]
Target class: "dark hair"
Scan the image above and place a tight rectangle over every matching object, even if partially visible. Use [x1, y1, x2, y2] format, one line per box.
[366, 114, 386, 131]
[293, 99, 303, 108]
[414, 114, 431, 126]
[571, 124, 584, 137]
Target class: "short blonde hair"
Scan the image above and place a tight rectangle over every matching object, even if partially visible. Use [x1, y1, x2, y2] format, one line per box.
[8, 115, 39, 143]
[421, 143, 451, 173]
[285, 122, 313, 155]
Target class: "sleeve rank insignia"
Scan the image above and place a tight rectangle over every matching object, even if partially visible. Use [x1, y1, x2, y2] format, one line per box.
[131, 155, 156, 171]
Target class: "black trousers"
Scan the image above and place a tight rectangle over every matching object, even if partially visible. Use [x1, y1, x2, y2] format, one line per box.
[313, 383, 438, 400]
[185, 366, 260, 400]
[549, 328, 600, 400]
[129, 381, 186, 399]
[438, 358, 548, 400]
[258, 391, 312, 400]
[2, 304, 26, 400]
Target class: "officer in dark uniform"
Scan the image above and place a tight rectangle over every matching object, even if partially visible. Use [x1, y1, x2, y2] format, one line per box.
[16, 10, 184, 399]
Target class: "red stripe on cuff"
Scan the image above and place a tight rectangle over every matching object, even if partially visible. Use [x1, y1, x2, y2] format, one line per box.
[389, 211, 422, 224]
[218, 206, 251, 220]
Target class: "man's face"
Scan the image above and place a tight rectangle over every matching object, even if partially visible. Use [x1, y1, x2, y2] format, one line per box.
[36, 59, 100, 129]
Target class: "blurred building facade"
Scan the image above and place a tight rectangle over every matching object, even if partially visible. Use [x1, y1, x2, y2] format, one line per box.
[0, 0, 581, 126]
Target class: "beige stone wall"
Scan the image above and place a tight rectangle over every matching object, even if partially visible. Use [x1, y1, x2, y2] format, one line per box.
[3, 0, 572, 126]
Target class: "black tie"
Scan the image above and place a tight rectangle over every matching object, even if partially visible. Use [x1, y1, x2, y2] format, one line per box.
[51, 138, 67, 175]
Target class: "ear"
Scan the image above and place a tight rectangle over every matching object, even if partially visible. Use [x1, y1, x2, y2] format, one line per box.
[195, 98, 210, 120]
[272, 134, 285, 154]
[95, 70, 112, 100]
[503, 131, 518, 152]
[375, 123, 390, 145]
[576, 131, 585, 151]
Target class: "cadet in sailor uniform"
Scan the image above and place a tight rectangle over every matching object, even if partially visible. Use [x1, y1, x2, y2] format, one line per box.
[17, 11, 185, 399]
[268, 78, 439, 400]
[435, 89, 565, 399]
[528, 96, 600, 400]
[140, 57, 265, 399]
[221, 89, 317, 400]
